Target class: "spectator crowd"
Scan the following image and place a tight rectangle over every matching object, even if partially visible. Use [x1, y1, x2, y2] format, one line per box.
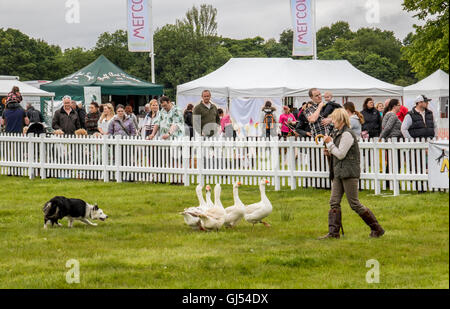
[271, 89, 438, 142]
[0, 86, 439, 141]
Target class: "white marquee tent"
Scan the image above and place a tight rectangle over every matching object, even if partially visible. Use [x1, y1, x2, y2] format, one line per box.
[177, 58, 404, 130]
[404, 69, 449, 138]
[0, 76, 54, 98]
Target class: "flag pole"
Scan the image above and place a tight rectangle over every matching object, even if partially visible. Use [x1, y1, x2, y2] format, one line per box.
[150, 0, 155, 84]
[313, 0, 317, 60]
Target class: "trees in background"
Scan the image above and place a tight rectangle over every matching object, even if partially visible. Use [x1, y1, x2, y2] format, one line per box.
[93, 30, 150, 81]
[154, 23, 231, 98]
[401, 0, 449, 79]
[314, 22, 417, 86]
[153, 4, 231, 98]
[54, 47, 96, 77]
[0, 28, 62, 81]
[181, 4, 218, 37]
[1, 3, 448, 96]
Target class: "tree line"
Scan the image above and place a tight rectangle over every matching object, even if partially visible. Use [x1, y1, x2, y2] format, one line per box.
[0, 2, 448, 98]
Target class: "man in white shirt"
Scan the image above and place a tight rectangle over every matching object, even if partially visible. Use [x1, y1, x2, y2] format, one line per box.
[401, 95, 437, 139]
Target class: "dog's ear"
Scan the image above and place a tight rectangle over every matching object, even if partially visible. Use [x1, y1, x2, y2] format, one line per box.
[94, 204, 99, 211]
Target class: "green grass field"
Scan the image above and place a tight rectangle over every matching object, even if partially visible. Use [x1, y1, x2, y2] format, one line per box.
[0, 175, 448, 289]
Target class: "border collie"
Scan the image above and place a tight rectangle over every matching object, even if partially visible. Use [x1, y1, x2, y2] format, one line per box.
[43, 196, 108, 229]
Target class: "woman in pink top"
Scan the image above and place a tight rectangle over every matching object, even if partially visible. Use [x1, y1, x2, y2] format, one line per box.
[279, 106, 296, 139]
[218, 108, 234, 138]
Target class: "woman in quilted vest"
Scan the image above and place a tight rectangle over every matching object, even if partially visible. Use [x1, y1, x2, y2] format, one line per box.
[319, 108, 385, 239]
[108, 105, 136, 137]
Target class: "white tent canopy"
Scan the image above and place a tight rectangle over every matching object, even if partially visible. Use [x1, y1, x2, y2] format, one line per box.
[404, 69, 449, 99]
[0, 76, 55, 97]
[177, 58, 404, 99]
[177, 58, 403, 133]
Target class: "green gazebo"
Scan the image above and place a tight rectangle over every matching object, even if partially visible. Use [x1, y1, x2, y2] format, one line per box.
[41, 55, 163, 101]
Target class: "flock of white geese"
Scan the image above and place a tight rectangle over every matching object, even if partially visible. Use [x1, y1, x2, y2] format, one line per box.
[180, 179, 273, 231]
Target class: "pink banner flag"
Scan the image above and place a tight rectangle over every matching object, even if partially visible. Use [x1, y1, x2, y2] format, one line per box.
[290, 0, 315, 57]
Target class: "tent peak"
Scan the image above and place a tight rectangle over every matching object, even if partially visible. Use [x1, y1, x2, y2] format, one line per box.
[177, 58, 403, 98]
[40, 53, 163, 97]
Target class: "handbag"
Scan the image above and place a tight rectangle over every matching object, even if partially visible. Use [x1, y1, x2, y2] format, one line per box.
[361, 130, 369, 140]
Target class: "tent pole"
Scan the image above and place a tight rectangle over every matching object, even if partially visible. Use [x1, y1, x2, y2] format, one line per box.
[313, 0, 318, 60]
[150, 0, 155, 84]
[51, 97, 54, 124]
[150, 52, 155, 84]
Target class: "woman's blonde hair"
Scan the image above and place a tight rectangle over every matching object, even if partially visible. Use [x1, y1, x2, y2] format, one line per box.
[330, 108, 351, 129]
[99, 103, 115, 122]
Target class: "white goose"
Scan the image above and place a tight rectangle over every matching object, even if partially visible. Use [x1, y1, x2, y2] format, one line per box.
[186, 184, 225, 231]
[244, 179, 272, 227]
[214, 183, 224, 210]
[202, 184, 215, 210]
[180, 184, 207, 230]
[224, 182, 246, 228]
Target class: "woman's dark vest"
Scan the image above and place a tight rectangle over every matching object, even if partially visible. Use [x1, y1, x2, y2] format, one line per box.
[407, 109, 435, 138]
[331, 127, 361, 180]
[361, 108, 381, 137]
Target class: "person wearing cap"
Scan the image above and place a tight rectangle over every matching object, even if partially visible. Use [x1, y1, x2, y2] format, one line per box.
[401, 95, 437, 139]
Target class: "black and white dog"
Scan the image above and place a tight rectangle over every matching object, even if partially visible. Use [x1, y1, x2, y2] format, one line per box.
[43, 196, 108, 229]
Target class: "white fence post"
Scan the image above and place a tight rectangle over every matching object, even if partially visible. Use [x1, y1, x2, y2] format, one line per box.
[271, 138, 280, 191]
[373, 138, 381, 195]
[182, 136, 190, 187]
[115, 136, 122, 183]
[102, 135, 109, 183]
[288, 136, 297, 190]
[392, 138, 400, 196]
[39, 133, 46, 179]
[28, 135, 34, 179]
[197, 137, 204, 186]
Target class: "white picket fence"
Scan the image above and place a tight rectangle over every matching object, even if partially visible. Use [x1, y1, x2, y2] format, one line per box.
[0, 133, 447, 196]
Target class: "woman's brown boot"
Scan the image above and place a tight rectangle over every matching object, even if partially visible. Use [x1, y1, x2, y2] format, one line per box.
[319, 209, 343, 239]
[359, 208, 385, 238]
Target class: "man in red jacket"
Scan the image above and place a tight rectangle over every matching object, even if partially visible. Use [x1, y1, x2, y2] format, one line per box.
[397, 105, 409, 122]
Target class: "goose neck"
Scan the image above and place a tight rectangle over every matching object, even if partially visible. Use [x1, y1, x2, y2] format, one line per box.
[233, 187, 243, 205]
[260, 185, 266, 198]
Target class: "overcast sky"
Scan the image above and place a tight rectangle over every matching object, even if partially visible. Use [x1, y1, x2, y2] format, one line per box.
[0, 0, 423, 50]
